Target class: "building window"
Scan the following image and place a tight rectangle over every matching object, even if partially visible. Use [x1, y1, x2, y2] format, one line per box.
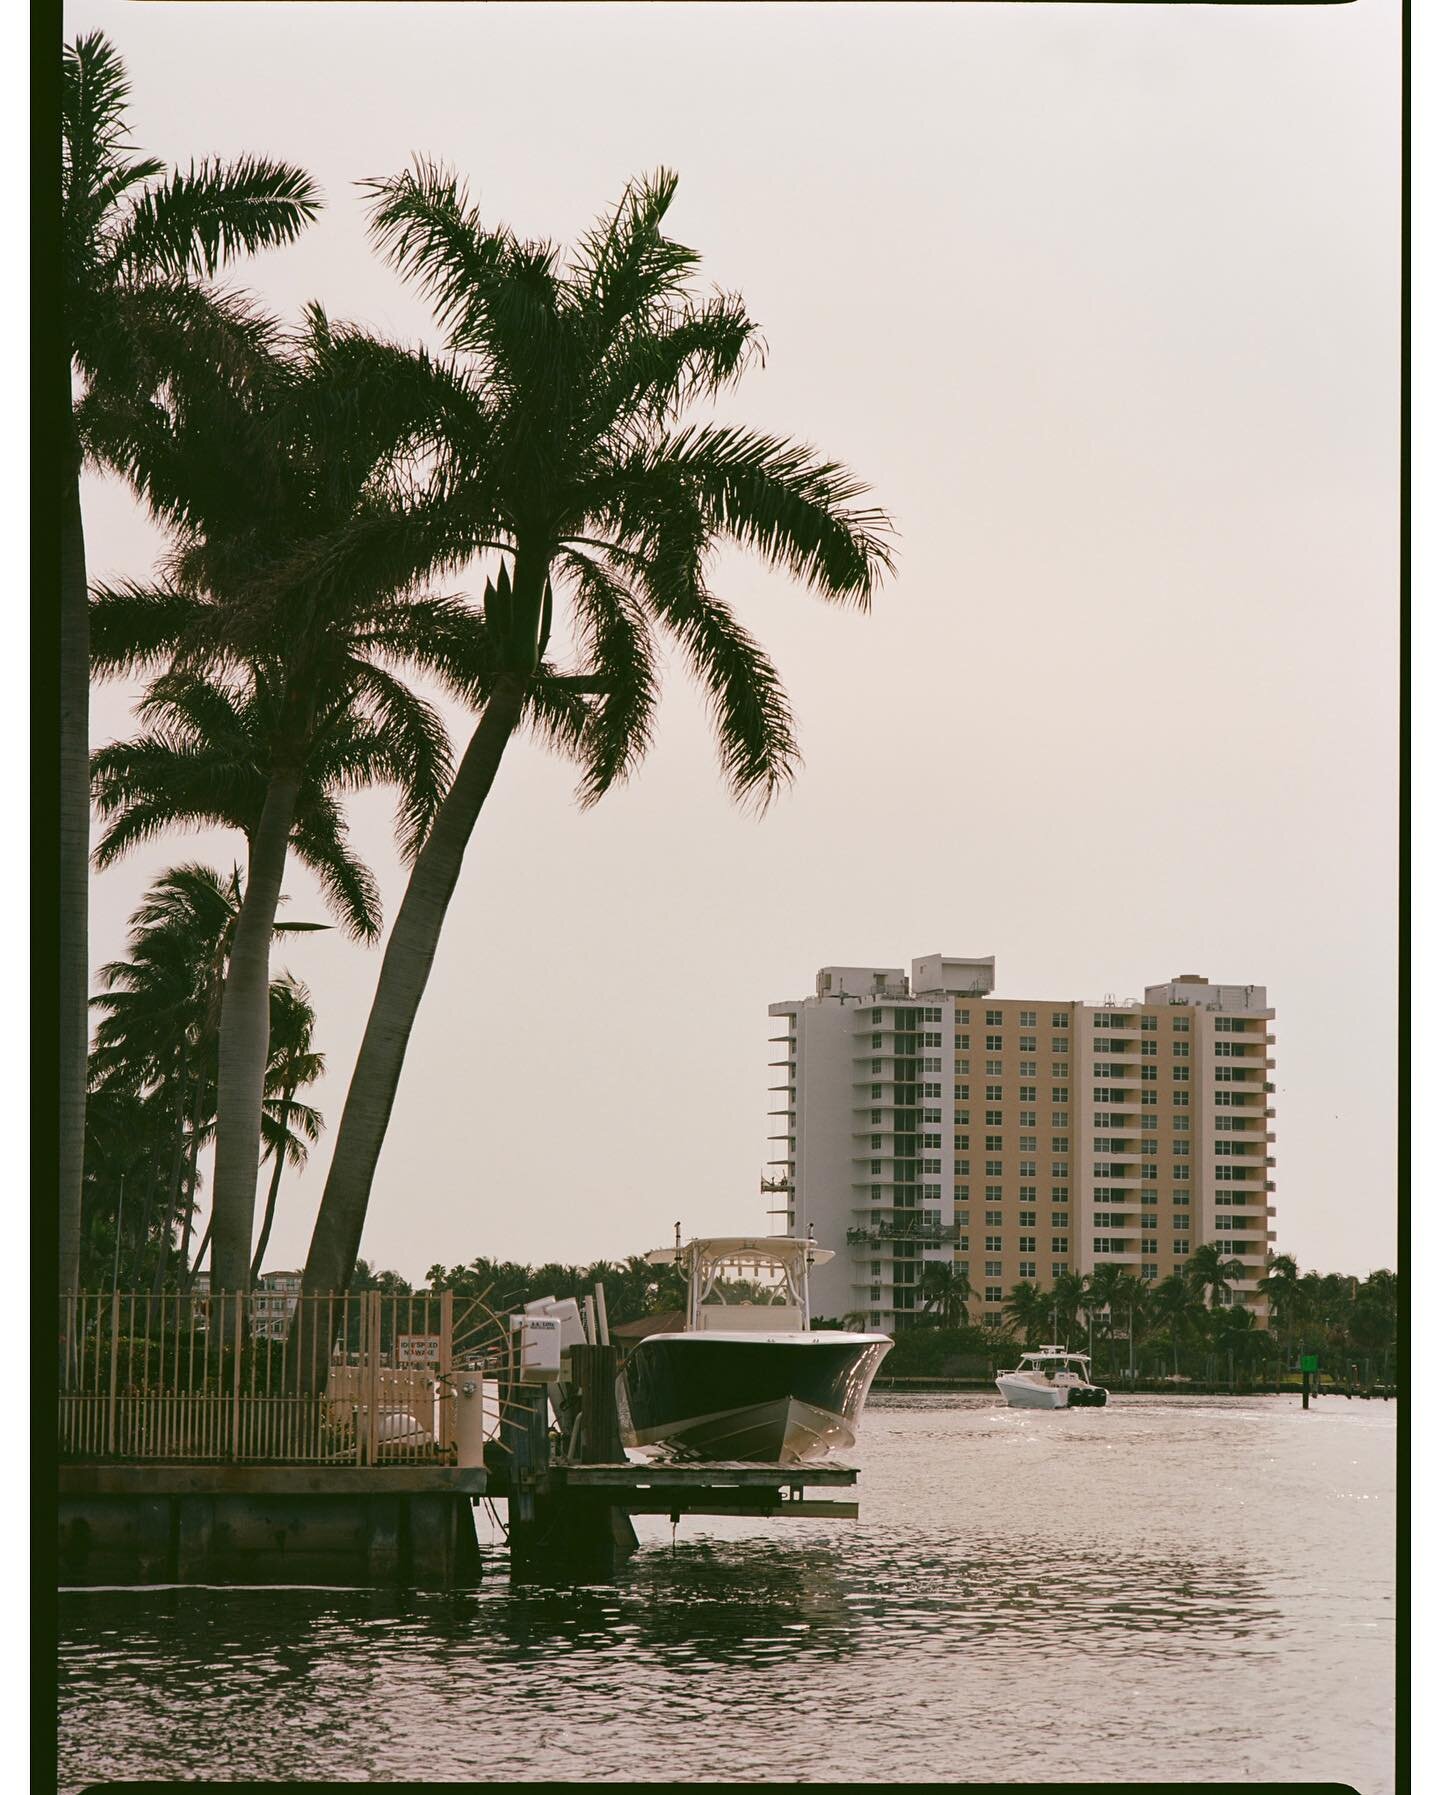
[985, 1209, 1003, 1225]
[1052, 1012, 1069, 1029]
[1174, 1191, 1190, 1207]
[985, 1183, 1003, 1200]
[1173, 1090, 1190, 1108]
[984, 1235, 1003, 1253]
[923, 1032, 942, 1047]
[1019, 1262, 1037, 1279]
[1019, 1185, 1037, 1201]
[1141, 1015, 1157, 1032]
[1172, 1066, 1190, 1082]
[1173, 1042, 1190, 1058]
[923, 1006, 942, 1022]
[986, 1159, 1003, 1176]
[922, 1157, 941, 1174]
[1052, 1189, 1069, 1206]
[1174, 1239, 1190, 1256]
[1052, 1263, 1069, 1279]
[1019, 1060, 1037, 1076]
[986, 1058, 1003, 1075]
[985, 1263, 1003, 1280]
[1173, 1016, 1190, 1033]
[956, 1033, 970, 1050]
[1019, 1236, 1036, 1253]
[986, 1009, 1003, 1026]
[986, 1033, 1004, 1052]
[1018, 1084, 1037, 1103]
[1019, 1009, 1037, 1027]
[1019, 1135, 1037, 1153]
[956, 1009, 970, 1024]
[1019, 1035, 1037, 1052]
[1052, 1236, 1069, 1253]
[1142, 1264, 1158, 1281]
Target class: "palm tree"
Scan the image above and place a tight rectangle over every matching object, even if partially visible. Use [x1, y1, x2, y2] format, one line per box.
[1002, 1280, 1050, 1345]
[85, 864, 326, 1290]
[299, 166, 895, 1299]
[1109, 1272, 1150, 1382]
[1046, 1271, 1087, 1345]
[86, 312, 509, 1294]
[1183, 1242, 1247, 1312]
[1082, 1263, 1129, 1373]
[60, 30, 319, 1297]
[250, 977, 324, 1279]
[1150, 1273, 1201, 1377]
[919, 1261, 973, 1328]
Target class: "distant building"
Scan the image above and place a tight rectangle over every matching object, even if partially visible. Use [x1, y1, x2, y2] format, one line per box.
[250, 1269, 303, 1339]
[767, 957, 1276, 1331]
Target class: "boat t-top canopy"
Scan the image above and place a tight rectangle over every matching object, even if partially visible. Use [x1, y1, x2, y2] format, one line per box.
[644, 1236, 835, 1269]
[1019, 1346, 1090, 1363]
[644, 1237, 833, 1331]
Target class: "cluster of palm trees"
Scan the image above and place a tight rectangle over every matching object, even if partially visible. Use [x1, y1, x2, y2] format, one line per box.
[852, 1247, 1398, 1384]
[62, 32, 894, 1307]
[82, 864, 324, 1292]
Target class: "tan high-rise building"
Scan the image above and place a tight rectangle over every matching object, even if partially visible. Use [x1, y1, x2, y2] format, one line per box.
[766, 957, 1276, 1331]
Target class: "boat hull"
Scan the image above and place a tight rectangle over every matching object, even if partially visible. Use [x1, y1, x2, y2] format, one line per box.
[995, 1373, 1109, 1410]
[623, 1333, 892, 1465]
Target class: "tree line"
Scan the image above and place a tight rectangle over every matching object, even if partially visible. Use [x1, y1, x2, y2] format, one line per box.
[62, 30, 895, 1306]
[841, 1251, 1398, 1383]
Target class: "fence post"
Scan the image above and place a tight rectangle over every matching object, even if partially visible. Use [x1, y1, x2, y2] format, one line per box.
[438, 1290, 454, 1458]
[365, 1291, 382, 1465]
[106, 1291, 120, 1456]
[231, 1293, 244, 1460]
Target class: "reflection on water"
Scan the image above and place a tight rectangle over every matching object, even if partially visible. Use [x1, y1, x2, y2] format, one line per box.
[58, 1396, 1395, 1792]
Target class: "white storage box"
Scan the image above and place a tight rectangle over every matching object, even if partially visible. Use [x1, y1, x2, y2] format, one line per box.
[510, 1312, 562, 1382]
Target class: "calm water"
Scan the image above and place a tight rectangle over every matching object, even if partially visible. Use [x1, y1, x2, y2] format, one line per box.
[57, 1394, 1395, 1791]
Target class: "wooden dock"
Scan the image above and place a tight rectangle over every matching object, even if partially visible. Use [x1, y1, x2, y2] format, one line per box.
[488, 1347, 863, 1582]
[56, 1298, 870, 1588]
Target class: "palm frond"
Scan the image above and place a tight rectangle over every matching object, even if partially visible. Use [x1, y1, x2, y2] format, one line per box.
[105, 156, 321, 282]
[559, 549, 659, 803]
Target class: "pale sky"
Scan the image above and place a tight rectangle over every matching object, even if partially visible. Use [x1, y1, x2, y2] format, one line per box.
[64, 0, 1401, 1283]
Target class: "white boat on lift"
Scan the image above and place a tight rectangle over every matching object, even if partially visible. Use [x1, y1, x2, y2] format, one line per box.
[996, 1346, 1108, 1409]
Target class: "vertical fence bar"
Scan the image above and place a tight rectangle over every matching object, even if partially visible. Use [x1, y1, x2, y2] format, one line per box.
[106, 1291, 120, 1455]
[439, 1290, 454, 1458]
[231, 1294, 243, 1462]
[366, 1292, 381, 1466]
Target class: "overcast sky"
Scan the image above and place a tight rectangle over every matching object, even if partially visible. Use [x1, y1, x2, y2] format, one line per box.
[65, 0, 1400, 1283]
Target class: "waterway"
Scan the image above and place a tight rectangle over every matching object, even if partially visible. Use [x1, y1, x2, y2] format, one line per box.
[56, 1393, 1396, 1791]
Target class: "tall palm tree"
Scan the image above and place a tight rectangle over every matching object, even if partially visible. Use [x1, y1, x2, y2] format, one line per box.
[1151, 1273, 1201, 1377]
[1083, 1262, 1129, 1372]
[300, 165, 895, 1298]
[85, 864, 325, 1290]
[1184, 1242, 1247, 1312]
[250, 976, 324, 1279]
[1046, 1271, 1087, 1345]
[919, 1261, 973, 1328]
[1002, 1280, 1050, 1345]
[86, 311, 515, 1294]
[60, 30, 319, 1297]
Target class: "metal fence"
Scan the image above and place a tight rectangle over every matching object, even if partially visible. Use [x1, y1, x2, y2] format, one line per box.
[58, 1288, 509, 1465]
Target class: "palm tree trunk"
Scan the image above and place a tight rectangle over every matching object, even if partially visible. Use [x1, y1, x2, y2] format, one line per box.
[185, 1211, 214, 1290]
[176, 1071, 208, 1272]
[250, 1090, 293, 1281]
[150, 1044, 192, 1294]
[303, 672, 530, 1299]
[210, 768, 301, 1294]
[59, 455, 90, 1303]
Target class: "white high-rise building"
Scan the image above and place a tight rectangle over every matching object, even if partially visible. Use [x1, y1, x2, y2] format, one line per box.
[766, 957, 1276, 1331]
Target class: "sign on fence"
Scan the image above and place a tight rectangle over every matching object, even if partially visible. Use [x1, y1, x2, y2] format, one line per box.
[396, 1334, 442, 1366]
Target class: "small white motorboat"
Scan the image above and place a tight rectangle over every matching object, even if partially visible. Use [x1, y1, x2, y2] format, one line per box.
[996, 1346, 1108, 1409]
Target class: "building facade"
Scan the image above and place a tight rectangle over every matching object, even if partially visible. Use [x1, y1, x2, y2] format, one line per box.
[766, 957, 1276, 1330]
